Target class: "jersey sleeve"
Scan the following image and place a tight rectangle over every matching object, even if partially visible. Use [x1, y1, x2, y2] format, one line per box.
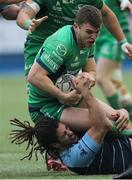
[60, 132, 101, 168]
[36, 40, 70, 74]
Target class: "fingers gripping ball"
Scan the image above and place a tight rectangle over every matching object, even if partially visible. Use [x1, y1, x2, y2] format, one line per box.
[55, 74, 75, 93]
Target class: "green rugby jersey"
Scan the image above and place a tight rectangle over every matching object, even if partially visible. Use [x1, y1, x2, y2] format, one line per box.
[28, 25, 94, 107]
[28, 0, 103, 42]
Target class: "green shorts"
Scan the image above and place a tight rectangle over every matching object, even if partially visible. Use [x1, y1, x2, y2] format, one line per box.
[95, 30, 131, 62]
[29, 100, 69, 123]
[95, 37, 125, 62]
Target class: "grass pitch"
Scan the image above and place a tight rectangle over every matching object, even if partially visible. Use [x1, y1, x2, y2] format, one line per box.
[0, 72, 132, 179]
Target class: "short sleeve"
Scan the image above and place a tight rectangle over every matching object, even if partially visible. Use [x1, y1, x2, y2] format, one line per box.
[36, 40, 70, 74]
[60, 133, 101, 167]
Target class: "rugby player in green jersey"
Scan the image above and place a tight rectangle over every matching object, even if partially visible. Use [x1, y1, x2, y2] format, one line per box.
[16, 0, 132, 77]
[95, 0, 132, 119]
[27, 5, 130, 138]
[16, 1, 132, 171]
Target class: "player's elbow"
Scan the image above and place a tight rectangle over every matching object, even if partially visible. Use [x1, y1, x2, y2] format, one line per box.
[27, 69, 42, 88]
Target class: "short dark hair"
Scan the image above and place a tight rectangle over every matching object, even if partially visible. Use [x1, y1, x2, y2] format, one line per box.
[74, 5, 102, 28]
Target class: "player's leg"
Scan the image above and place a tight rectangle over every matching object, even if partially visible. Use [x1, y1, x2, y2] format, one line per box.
[96, 40, 122, 109]
[112, 68, 132, 120]
[97, 57, 121, 109]
[96, 38, 132, 120]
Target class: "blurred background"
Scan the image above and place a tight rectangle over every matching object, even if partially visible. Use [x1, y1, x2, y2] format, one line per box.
[0, 16, 29, 159]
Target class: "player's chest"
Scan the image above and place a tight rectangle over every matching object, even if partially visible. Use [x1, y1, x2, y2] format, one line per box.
[65, 50, 88, 71]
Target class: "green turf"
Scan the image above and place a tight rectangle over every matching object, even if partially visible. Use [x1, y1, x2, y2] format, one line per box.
[0, 72, 132, 179]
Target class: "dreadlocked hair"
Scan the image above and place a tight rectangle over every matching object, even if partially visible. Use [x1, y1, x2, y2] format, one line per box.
[10, 117, 61, 168]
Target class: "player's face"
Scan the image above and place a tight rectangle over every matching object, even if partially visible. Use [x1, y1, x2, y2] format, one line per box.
[56, 122, 78, 146]
[75, 23, 100, 48]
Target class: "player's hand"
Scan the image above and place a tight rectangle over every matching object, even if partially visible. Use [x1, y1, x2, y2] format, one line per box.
[28, 16, 48, 33]
[75, 76, 87, 93]
[75, 76, 93, 99]
[75, 72, 95, 90]
[111, 109, 129, 131]
[120, 0, 132, 13]
[121, 42, 132, 59]
[60, 90, 82, 105]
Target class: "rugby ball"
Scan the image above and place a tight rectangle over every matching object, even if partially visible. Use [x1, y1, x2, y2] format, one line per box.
[55, 74, 75, 93]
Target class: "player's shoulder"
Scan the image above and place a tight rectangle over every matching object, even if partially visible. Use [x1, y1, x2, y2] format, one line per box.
[44, 25, 73, 51]
[53, 25, 73, 43]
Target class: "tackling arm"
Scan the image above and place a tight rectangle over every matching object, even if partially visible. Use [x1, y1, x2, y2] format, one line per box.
[81, 57, 96, 89]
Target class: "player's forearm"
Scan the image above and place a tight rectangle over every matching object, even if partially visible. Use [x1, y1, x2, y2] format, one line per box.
[88, 71, 96, 81]
[1, 5, 20, 20]
[83, 58, 96, 86]
[27, 64, 65, 101]
[96, 99, 118, 121]
[101, 4, 126, 42]
[83, 58, 96, 74]
[83, 92, 107, 124]
[16, 12, 31, 30]
[0, 0, 23, 4]
[28, 74, 65, 100]
[16, 1, 37, 30]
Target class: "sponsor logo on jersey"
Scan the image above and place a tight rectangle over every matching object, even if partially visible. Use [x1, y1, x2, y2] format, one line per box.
[56, 44, 67, 56]
[43, 53, 59, 72]
[52, 51, 63, 63]
[52, 1, 62, 11]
